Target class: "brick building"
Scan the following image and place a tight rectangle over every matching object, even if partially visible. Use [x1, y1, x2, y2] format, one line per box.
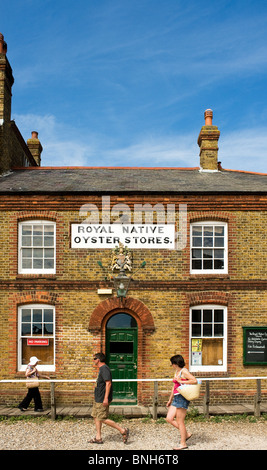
[0, 33, 266, 407]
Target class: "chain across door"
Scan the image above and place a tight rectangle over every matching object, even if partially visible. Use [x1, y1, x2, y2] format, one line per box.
[106, 313, 137, 404]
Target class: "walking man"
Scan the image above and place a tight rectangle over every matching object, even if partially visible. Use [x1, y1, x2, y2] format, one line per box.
[89, 352, 129, 444]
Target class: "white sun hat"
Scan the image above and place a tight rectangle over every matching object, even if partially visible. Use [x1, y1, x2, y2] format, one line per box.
[29, 356, 41, 365]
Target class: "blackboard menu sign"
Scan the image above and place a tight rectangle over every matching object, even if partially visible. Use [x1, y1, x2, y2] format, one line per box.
[243, 327, 267, 365]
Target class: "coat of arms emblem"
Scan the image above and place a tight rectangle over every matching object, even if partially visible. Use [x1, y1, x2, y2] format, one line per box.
[111, 242, 132, 273]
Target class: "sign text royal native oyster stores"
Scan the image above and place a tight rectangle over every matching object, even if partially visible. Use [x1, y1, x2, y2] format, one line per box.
[71, 224, 176, 249]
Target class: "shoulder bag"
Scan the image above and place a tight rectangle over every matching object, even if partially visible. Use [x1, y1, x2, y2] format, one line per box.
[26, 378, 39, 388]
[178, 380, 201, 401]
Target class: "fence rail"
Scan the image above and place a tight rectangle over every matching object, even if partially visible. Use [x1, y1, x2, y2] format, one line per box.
[1, 376, 267, 420]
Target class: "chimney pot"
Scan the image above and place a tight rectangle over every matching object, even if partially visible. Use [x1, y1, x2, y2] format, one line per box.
[31, 131, 38, 139]
[204, 109, 213, 126]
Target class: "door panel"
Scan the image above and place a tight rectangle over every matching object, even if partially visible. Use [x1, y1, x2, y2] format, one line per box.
[106, 328, 137, 403]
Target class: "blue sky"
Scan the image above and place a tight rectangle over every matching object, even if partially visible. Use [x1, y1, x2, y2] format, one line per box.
[2, 0, 267, 172]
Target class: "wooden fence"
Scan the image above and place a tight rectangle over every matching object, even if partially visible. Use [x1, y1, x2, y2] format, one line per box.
[1, 376, 266, 420]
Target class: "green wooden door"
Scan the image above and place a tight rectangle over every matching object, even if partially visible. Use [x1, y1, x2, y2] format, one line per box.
[106, 314, 137, 404]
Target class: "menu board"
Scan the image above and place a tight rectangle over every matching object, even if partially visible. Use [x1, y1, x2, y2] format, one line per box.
[243, 327, 267, 365]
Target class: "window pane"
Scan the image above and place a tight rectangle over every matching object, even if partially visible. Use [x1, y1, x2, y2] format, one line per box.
[215, 226, 224, 236]
[44, 259, 54, 269]
[44, 236, 54, 247]
[192, 324, 201, 336]
[32, 323, 42, 335]
[22, 226, 32, 235]
[44, 225, 54, 236]
[203, 310, 212, 322]
[214, 324, 224, 336]
[203, 259, 212, 269]
[204, 226, 213, 237]
[21, 323, 31, 336]
[203, 237, 213, 247]
[44, 309, 53, 322]
[33, 225, 43, 235]
[214, 249, 224, 259]
[44, 324, 53, 335]
[215, 237, 224, 247]
[33, 236, 42, 246]
[33, 258, 43, 269]
[33, 309, 42, 322]
[22, 236, 31, 246]
[214, 310, 224, 322]
[192, 237, 202, 247]
[192, 249, 202, 259]
[192, 226, 202, 237]
[22, 259, 32, 269]
[21, 309, 31, 322]
[107, 313, 137, 328]
[203, 324, 212, 336]
[22, 248, 32, 258]
[203, 249, 213, 258]
[33, 248, 43, 258]
[44, 248, 54, 258]
[214, 259, 224, 269]
[192, 309, 201, 322]
[192, 259, 202, 270]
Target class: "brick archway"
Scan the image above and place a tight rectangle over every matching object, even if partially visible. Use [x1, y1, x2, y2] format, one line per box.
[88, 296, 155, 333]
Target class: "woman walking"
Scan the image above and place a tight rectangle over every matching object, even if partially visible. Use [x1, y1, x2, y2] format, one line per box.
[166, 354, 197, 450]
[18, 356, 50, 412]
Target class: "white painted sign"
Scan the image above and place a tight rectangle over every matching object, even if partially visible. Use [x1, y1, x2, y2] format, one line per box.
[71, 224, 175, 249]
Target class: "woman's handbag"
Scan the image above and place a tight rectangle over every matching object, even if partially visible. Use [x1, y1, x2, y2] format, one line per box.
[26, 378, 39, 389]
[178, 380, 201, 401]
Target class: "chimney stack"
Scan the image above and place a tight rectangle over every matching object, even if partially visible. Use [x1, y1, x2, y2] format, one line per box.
[0, 33, 14, 124]
[198, 109, 220, 171]
[27, 131, 43, 166]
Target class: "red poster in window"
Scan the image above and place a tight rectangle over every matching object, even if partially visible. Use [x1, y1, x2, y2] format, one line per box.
[27, 339, 49, 346]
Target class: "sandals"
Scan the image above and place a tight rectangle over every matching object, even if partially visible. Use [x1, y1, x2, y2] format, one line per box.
[88, 428, 129, 445]
[88, 437, 103, 444]
[122, 428, 129, 444]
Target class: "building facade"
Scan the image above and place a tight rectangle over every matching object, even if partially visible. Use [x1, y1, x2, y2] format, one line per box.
[0, 34, 266, 407]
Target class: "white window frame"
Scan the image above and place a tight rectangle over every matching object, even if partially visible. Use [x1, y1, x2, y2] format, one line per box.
[18, 304, 55, 372]
[18, 220, 56, 274]
[189, 304, 227, 372]
[190, 221, 228, 274]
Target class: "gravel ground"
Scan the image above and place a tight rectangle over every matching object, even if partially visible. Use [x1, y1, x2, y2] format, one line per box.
[0, 417, 266, 451]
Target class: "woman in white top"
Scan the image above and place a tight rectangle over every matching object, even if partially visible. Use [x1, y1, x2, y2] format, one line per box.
[18, 356, 50, 412]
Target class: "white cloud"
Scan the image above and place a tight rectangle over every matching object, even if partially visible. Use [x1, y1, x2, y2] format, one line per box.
[13, 113, 267, 173]
[219, 129, 267, 173]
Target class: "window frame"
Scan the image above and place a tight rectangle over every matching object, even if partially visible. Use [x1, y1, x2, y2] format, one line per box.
[18, 220, 56, 274]
[190, 221, 228, 274]
[18, 304, 56, 372]
[189, 304, 227, 372]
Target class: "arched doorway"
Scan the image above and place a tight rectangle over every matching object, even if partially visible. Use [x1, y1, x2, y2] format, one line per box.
[106, 313, 137, 404]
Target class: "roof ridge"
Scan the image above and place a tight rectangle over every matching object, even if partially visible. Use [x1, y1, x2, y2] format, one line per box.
[11, 166, 200, 171]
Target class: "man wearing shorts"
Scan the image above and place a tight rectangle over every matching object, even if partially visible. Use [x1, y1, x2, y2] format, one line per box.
[89, 352, 129, 444]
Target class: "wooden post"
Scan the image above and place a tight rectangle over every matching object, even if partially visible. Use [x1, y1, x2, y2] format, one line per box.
[203, 381, 210, 418]
[152, 381, 158, 420]
[254, 379, 261, 418]
[50, 382, 56, 420]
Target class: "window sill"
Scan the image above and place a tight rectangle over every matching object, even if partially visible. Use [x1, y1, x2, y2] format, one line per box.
[16, 274, 57, 279]
[190, 273, 230, 278]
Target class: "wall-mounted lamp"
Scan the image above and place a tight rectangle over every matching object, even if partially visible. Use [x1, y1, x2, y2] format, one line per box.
[97, 252, 146, 299]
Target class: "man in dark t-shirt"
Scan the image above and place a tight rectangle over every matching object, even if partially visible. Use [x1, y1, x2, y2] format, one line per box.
[94, 362, 113, 403]
[89, 353, 129, 444]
